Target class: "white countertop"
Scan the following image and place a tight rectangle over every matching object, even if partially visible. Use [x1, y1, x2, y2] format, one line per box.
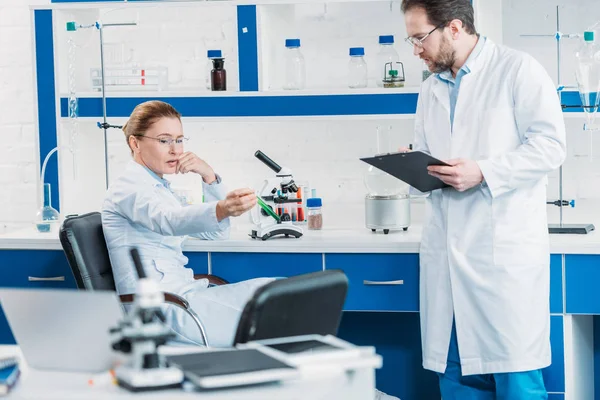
[1, 202, 599, 254]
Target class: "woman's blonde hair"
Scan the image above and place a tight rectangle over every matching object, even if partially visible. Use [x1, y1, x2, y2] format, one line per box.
[123, 100, 181, 151]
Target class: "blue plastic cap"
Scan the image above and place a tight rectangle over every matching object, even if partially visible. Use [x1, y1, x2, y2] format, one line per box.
[307, 198, 322, 207]
[379, 35, 394, 44]
[584, 31, 595, 42]
[285, 39, 301, 48]
[349, 47, 365, 56]
[207, 50, 222, 58]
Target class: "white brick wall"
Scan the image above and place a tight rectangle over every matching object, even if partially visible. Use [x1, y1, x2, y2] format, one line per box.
[0, 1, 44, 234]
[2, 0, 600, 233]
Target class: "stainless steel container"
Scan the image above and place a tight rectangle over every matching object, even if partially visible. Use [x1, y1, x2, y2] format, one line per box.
[365, 194, 410, 234]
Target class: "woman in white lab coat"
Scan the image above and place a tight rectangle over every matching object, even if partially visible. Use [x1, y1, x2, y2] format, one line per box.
[401, 0, 566, 399]
[102, 100, 273, 347]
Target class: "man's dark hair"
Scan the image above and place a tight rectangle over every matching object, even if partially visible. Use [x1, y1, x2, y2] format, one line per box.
[401, 0, 477, 35]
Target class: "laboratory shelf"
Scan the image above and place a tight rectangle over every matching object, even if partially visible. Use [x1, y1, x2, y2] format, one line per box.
[59, 88, 421, 118]
[43, 0, 416, 9]
[59, 88, 585, 119]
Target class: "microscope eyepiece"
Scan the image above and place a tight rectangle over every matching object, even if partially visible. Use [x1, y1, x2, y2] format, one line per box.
[255, 150, 282, 173]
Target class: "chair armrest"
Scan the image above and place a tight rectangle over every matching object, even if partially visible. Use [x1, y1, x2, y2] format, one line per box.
[119, 292, 189, 309]
[118, 291, 209, 347]
[193, 274, 229, 286]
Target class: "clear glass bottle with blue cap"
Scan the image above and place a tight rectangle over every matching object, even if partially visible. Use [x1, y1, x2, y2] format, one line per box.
[284, 38, 306, 90]
[205, 50, 222, 90]
[376, 35, 400, 87]
[348, 47, 368, 89]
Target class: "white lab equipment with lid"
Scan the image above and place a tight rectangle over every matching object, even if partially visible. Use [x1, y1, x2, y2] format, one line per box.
[283, 38, 306, 90]
[364, 126, 410, 234]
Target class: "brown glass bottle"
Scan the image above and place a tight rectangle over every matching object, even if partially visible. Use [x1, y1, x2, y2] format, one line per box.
[211, 58, 226, 91]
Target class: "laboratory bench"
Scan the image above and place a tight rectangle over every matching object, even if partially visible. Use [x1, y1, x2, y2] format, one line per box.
[1, 220, 600, 400]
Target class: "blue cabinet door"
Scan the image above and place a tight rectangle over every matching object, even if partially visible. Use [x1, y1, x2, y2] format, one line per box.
[211, 252, 322, 283]
[0, 308, 15, 344]
[0, 250, 77, 344]
[543, 315, 565, 393]
[565, 255, 600, 314]
[337, 312, 439, 400]
[183, 252, 209, 275]
[325, 253, 419, 311]
[550, 254, 563, 314]
[0, 250, 76, 289]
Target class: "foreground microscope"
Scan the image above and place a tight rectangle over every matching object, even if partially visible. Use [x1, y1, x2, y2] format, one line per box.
[110, 248, 183, 391]
[250, 150, 303, 241]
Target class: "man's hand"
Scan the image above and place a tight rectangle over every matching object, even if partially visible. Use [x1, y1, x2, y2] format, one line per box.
[216, 188, 257, 221]
[177, 152, 216, 183]
[427, 159, 484, 192]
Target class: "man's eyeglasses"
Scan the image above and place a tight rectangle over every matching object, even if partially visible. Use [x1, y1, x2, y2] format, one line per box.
[134, 135, 189, 146]
[405, 22, 446, 48]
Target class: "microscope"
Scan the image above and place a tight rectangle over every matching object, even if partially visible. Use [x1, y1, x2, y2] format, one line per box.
[110, 248, 184, 392]
[250, 150, 304, 241]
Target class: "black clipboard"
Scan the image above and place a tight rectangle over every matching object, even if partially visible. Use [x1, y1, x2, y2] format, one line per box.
[360, 151, 450, 192]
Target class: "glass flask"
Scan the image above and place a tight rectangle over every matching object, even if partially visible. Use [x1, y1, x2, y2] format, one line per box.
[575, 31, 600, 130]
[35, 183, 60, 233]
[364, 126, 409, 196]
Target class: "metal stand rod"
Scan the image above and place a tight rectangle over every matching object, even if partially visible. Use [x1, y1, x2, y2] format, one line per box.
[97, 22, 137, 190]
[99, 24, 109, 190]
[556, 7, 564, 228]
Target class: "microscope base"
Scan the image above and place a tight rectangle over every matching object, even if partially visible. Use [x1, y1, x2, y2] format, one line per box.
[116, 365, 184, 392]
[548, 223, 595, 234]
[250, 225, 303, 241]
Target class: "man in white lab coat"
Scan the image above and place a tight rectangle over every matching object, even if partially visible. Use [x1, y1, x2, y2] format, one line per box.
[401, 0, 567, 398]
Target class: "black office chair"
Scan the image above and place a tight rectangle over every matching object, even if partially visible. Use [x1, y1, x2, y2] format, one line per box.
[233, 270, 349, 345]
[59, 212, 227, 346]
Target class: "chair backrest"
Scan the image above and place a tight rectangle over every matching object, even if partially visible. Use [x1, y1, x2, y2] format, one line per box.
[233, 270, 349, 345]
[59, 212, 116, 291]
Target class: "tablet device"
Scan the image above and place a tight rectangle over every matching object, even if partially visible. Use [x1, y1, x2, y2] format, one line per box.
[166, 349, 298, 389]
[360, 151, 450, 192]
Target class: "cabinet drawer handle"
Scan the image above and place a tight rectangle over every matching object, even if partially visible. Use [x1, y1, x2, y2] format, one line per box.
[363, 280, 404, 286]
[28, 276, 65, 282]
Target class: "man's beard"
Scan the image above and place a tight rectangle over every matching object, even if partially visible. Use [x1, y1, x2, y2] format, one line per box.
[429, 35, 456, 74]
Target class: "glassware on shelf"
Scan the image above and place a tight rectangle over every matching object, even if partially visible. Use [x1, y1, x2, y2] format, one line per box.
[382, 62, 406, 88]
[35, 183, 60, 233]
[376, 35, 400, 87]
[206, 50, 222, 90]
[211, 57, 227, 91]
[575, 31, 600, 131]
[90, 66, 168, 92]
[348, 47, 368, 89]
[283, 38, 306, 90]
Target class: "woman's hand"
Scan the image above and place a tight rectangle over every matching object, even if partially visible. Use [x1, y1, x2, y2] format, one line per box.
[177, 152, 216, 183]
[216, 189, 257, 221]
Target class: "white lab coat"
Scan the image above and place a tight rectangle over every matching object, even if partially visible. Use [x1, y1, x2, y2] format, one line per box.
[102, 160, 231, 297]
[102, 161, 273, 346]
[415, 39, 567, 375]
